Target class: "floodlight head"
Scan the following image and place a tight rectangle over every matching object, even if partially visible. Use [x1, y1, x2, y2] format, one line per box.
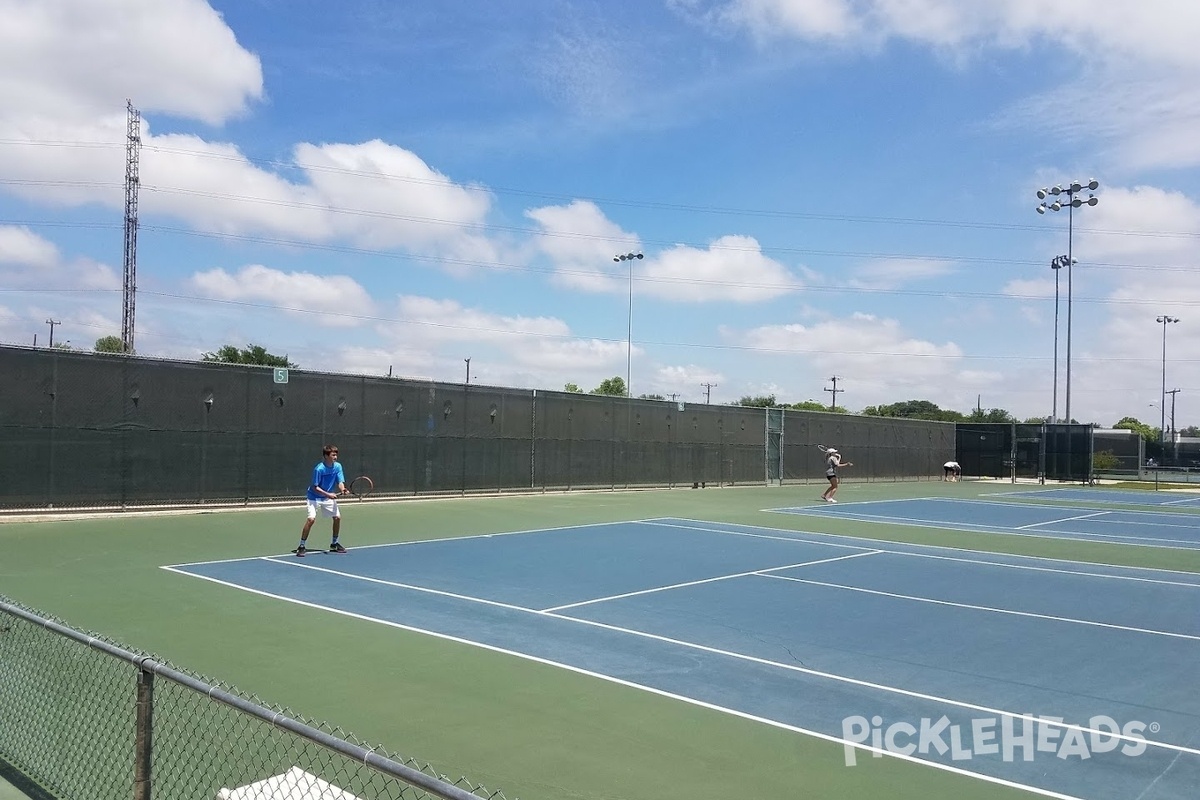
[1036, 204, 1046, 214]
[1086, 195, 1098, 206]
[1037, 188, 1047, 200]
[1051, 185, 1063, 195]
[1050, 201, 1062, 211]
[1071, 197, 1083, 208]
[613, 256, 620, 262]
[636, 253, 644, 259]
[1070, 181, 1082, 192]
[1087, 179, 1099, 190]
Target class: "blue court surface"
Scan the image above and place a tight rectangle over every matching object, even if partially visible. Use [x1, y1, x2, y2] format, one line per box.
[989, 488, 1200, 508]
[166, 518, 1200, 800]
[779, 497, 1200, 550]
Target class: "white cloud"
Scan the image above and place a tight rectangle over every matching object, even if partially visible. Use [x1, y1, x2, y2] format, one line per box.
[0, 226, 59, 268]
[527, 200, 640, 292]
[698, 1, 1200, 65]
[0, 226, 118, 290]
[647, 236, 801, 302]
[0, 0, 262, 125]
[188, 265, 376, 328]
[848, 258, 954, 290]
[734, 312, 974, 406]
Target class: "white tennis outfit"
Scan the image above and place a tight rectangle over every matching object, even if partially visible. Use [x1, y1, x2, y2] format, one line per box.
[825, 453, 842, 477]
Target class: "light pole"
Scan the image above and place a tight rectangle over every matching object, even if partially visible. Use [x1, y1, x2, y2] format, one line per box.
[1049, 255, 1070, 422]
[1037, 179, 1098, 424]
[1156, 315, 1179, 446]
[613, 252, 643, 397]
[464, 357, 471, 385]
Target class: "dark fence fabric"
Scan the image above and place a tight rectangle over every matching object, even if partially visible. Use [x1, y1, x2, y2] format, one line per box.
[0, 346, 952, 509]
[955, 422, 1094, 482]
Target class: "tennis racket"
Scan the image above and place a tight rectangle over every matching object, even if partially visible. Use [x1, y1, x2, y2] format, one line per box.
[816, 444, 834, 453]
[346, 475, 374, 499]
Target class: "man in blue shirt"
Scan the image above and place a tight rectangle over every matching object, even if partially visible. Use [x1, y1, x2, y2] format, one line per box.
[295, 444, 348, 556]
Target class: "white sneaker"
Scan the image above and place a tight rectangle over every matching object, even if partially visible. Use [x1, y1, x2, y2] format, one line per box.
[828, 498, 838, 503]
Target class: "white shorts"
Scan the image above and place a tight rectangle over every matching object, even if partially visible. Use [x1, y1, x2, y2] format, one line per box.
[306, 498, 340, 520]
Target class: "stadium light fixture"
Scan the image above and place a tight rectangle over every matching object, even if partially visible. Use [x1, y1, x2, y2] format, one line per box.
[1036, 179, 1098, 423]
[613, 252, 644, 397]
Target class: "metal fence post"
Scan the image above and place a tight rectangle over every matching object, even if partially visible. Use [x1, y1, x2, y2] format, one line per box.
[134, 663, 153, 800]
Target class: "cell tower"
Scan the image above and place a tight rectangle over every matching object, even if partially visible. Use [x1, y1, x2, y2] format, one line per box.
[121, 99, 141, 353]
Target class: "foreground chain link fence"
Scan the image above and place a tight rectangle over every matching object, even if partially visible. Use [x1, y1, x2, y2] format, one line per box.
[0, 596, 511, 800]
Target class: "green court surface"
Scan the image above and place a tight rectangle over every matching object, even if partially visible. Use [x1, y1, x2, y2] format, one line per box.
[3, 480, 1198, 800]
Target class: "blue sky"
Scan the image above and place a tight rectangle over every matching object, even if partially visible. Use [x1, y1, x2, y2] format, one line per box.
[2, 0, 1199, 428]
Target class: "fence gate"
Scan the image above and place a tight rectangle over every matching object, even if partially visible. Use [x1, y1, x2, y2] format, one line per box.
[766, 408, 783, 484]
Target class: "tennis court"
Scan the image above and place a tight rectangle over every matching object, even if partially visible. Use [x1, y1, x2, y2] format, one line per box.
[165, 507, 1200, 800]
[4, 482, 1200, 800]
[780, 496, 1200, 550]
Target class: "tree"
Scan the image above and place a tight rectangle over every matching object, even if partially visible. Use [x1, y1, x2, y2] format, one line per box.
[862, 400, 963, 422]
[966, 408, 1017, 424]
[563, 383, 583, 393]
[738, 394, 777, 407]
[1180, 425, 1200, 438]
[640, 393, 666, 401]
[94, 335, 126, 354]
[1093, 450, 1120, 472]
[787, 400, 832, 412]
[201, 344, 296, 368]
[1113, 417, 1157, 443]
[593, 376, 627, 396]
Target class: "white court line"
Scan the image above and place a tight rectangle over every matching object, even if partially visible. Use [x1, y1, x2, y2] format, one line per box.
[758, 574, 1200, 642]
[652, 519, 1200, 587]
[768, 507, 1200, 550]
[541, 551, 882, 613]
[1016, 510, 1111, 529]
[166, 517, 677, 569]
[158, 564, 1085, 800]
[165, 558, 1200, 762]
[1163, 497, 1200, 506]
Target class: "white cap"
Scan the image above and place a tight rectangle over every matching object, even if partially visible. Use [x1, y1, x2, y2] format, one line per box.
[826, 448, 838, 454]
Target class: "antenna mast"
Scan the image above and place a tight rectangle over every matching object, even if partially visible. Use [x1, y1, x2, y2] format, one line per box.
[121, 99, 141, 353]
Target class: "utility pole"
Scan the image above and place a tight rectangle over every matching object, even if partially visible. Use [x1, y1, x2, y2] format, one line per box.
[700, 382, 717, 404]
[45, 319, 60, 348]
[668, 393, 679, 402]
[464, 357, 471, 385]
[1167, 388, 1181, 462]
[824, 376, 842, 411]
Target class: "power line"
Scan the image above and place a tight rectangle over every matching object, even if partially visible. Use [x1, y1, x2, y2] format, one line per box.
[7, 136, 1200, 241]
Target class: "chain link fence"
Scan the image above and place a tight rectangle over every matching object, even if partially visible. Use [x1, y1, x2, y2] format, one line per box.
[0, 596, 511, 800]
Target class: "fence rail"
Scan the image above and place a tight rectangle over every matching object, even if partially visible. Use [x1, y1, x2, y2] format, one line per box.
[0, 596, 510, 800]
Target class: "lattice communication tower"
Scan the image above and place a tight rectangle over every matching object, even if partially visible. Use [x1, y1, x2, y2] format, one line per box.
[121, 99, 141, 353]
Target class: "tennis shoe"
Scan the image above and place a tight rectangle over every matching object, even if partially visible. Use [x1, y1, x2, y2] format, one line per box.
[294, 546, 307, 557]
[329, 542, 347, 554]
[828, 498, 838, 503]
